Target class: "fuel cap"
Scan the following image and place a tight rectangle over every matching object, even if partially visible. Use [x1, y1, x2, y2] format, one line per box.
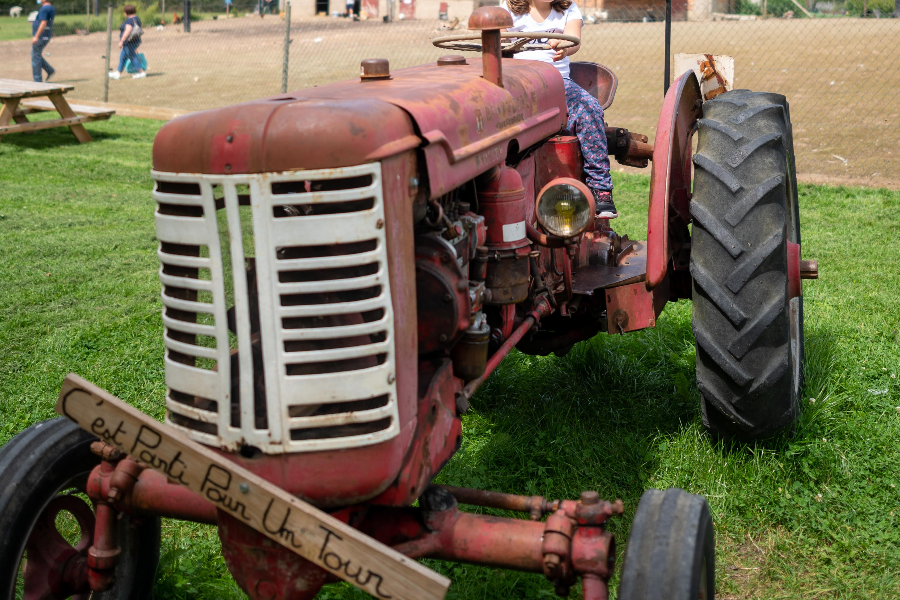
[360, 58, 391, 81]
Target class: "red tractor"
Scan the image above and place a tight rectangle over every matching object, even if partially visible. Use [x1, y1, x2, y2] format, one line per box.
[0, 7, 817, 600]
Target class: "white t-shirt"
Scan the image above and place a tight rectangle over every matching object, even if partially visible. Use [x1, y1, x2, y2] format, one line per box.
[500, 1, 583, 79]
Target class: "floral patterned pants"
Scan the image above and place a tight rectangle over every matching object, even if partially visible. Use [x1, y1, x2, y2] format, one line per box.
[564, 78, 613, 192]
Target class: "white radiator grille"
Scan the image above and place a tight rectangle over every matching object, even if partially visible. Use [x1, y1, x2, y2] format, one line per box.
[152, 164, 399, 454]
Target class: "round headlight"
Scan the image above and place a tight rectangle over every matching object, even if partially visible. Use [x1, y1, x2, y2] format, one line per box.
[535, 178, 594, 238]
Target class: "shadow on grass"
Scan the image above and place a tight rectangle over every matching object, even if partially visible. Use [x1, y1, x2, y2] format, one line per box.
[709, 314, 841, 461]
[439, 301, 700, 506]
[443, 301, 841, 500]
[417, 305, 701, 598]
[788, 317, 841, 443]
[152, 299, 844, 600]
[0, 127, 121, 150]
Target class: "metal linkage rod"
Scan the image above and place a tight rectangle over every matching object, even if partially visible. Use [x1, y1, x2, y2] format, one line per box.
[455, 297, 552, 413]
[439, 485, 557, 520]
[86, 461, 218, 525]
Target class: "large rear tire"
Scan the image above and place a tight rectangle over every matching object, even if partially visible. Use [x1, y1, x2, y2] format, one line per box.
[618, 488, 715, 600]
[0, 418, 161, 600]
[690, 89, 803, 441]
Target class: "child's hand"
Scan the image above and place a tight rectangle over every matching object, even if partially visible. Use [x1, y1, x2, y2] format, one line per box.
[549, 39, 577, 61]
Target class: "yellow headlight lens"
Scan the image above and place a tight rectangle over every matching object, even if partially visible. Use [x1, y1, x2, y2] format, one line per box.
[536, 183, 591, 237]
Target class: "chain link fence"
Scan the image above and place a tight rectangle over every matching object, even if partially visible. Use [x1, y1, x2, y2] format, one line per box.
[1, 1, 898, 186]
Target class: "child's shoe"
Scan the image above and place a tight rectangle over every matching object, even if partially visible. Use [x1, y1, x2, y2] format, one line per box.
[592, 189, 618, 219]
[108, 71, 121, 80]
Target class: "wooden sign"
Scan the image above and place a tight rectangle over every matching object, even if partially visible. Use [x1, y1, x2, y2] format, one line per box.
[673, 53, 734, 101]
[56, 374, 450, 600]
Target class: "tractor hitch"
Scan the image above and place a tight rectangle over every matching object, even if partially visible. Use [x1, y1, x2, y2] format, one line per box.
[367, 486, 619, 600]
[606, 126, 654, 168]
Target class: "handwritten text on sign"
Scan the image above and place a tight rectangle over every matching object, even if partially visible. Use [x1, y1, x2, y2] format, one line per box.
[56, 374, 449, 600]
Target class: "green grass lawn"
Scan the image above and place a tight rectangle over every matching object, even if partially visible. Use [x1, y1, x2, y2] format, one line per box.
[1, 117, 898, 599]
[0, 14, 110, 42]
[0, 12, 234, 42]
[0, 15, 36, 42]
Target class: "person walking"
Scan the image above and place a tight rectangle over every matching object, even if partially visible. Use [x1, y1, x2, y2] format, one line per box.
[30, 0, 56, 82]
[108, 5, 145, 80]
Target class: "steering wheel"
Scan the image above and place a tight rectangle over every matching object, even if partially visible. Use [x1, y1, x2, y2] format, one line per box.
[432, 31, 580, 55]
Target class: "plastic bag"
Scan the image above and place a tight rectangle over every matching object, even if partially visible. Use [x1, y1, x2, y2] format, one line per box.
[124, 53, 148, 73]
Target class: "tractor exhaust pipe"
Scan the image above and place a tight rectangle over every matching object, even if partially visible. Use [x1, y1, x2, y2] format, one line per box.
[468, 7, 514, 88]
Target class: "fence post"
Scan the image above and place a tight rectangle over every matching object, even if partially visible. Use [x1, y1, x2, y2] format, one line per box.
[86, 0, 90, 30]
[663, 0, 671, 96]
[103, 4, 112, 102]
[184, 0, 191, 32]
[282, 1, 291, 93]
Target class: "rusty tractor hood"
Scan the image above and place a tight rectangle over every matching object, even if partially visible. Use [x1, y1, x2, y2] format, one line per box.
[152, 59, 568, 198]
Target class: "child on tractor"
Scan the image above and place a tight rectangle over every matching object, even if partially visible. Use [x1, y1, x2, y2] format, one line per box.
[501, 0, 616, 217]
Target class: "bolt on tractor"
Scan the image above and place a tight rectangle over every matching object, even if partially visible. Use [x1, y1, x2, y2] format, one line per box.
[0, 6, 819, 600]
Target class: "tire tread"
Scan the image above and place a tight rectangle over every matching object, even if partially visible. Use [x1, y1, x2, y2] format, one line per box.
[618, 488, 715, 600]
[691, 89, 801, 439]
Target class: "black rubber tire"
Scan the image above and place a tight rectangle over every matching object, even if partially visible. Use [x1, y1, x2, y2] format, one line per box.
[618, 488, 715, 600]
[690, 89, 804, 441]
[0, 418, 161, 600]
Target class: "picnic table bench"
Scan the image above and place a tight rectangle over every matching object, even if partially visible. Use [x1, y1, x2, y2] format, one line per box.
[0, 79, 115, 143]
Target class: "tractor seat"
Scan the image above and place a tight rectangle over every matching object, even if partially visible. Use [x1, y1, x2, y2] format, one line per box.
[569, 62, 618, 110]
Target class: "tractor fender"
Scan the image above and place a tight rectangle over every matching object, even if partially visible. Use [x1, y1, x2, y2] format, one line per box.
[645, 71, 702, 291]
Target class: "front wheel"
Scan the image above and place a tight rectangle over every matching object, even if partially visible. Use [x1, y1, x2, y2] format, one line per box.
[690, 89, 804, 441]
[618, 488, 715, 600]
[0, 418, 161, 599]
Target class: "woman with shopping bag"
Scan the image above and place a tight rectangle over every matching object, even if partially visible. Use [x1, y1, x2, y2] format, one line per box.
[108, 5, 147, 80]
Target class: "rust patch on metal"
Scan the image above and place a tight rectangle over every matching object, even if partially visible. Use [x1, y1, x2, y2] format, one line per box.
[699, 54, 728, 101]
[467, 5, 514, 30]
[153, 60, 566, 200]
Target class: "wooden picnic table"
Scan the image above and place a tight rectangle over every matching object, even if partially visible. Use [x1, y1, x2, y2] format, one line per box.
[0, 79, 114, 143]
